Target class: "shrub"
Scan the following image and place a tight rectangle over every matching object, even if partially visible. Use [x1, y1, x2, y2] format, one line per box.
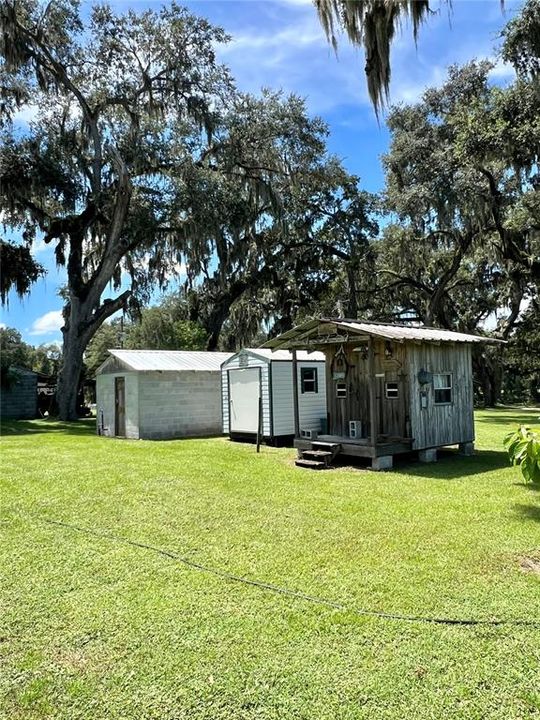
[504, 425, 540, 484]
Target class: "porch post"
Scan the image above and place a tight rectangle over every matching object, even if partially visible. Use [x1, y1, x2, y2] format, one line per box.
[368, 335, 378, 447]
[292, 348, 300, 439]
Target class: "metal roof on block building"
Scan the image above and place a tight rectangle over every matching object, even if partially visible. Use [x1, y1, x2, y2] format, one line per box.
[104, 349, 233, 372]
[262, 318, 504, 350]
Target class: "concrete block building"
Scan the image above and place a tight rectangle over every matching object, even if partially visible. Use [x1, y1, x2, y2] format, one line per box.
[96, 350, 232, 440]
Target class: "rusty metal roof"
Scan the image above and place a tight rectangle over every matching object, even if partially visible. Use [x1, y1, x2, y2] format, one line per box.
[261, 318, 504, 349]
[105, 349, 233, 372]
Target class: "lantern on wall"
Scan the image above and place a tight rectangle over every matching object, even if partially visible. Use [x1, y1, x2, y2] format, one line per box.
[417, 368, 433, 385]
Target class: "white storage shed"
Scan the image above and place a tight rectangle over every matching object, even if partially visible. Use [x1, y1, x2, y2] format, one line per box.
[96, 350, 232, 440]
[221, 349, 327, 443]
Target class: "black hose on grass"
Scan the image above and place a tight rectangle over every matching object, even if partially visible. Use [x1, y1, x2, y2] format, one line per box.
[39, 517, 540, 629]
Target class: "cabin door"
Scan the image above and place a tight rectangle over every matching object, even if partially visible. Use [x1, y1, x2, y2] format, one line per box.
[114, 377, 126, 437]
[229, 368, 261, 434]
[378, 372, 406, 439]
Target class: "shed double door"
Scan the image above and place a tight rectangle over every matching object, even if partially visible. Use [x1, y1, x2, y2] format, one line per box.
[115, 377, 126, 437]
[229, 368, 261, 434]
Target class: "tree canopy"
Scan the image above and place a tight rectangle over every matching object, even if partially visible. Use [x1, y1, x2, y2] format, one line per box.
[315, 0, 433, 115]
[1, 0, 538, 412]
[0, 0, 355, 416]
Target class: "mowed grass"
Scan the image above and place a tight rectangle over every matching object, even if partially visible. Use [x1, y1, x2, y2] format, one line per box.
[1, 409, 540, 720]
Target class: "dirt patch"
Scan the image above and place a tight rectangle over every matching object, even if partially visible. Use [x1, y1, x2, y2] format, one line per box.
[519, 555, 540, 575]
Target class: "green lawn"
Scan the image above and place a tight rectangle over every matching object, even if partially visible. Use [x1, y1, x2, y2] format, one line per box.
[1, 408, 540, 720]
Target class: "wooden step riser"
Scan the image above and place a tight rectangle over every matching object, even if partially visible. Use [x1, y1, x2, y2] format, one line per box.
[295, 459, 327, 469]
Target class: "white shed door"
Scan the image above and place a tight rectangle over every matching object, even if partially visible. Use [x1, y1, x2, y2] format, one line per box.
[229, 368, 260, 433]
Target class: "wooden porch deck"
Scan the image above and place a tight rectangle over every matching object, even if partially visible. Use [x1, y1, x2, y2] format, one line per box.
[294, 434, 414, 459]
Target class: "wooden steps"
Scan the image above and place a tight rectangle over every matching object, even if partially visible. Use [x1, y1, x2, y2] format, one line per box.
[295, 442, 341, 470]
[302, 450, 334, 460]
[295, 457, 328, 469]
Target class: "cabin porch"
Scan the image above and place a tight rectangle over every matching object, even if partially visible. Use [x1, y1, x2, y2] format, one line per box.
[294, 434, 414, 470]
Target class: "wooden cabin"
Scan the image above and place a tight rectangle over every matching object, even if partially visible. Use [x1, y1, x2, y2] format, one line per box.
[262, 318, 502, 470]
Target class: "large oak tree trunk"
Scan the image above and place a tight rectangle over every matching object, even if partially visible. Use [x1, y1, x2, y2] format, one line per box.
[57, 325, 85, 420]
[57, 298, 89, 420]
[345, 266, 358, 318]
[56, 284, 131, 420]
[473, 349, 502, 408]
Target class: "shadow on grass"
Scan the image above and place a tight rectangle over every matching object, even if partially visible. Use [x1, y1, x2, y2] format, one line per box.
[513, 481, 540, 493]
[514, 504, 540, 523]
[475, 410, 540, 429]
[331, 448, 511, 479]
[394, 449, 511, 479]
[0, 418, 95, 437]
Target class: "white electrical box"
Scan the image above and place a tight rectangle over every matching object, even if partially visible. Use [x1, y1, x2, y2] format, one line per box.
[349, 420, 362, 439]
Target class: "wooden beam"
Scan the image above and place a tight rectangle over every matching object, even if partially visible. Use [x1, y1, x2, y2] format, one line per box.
[292, 349, 300, 439]
[368, 335, 378, 446]
[276, 335, 350, 350]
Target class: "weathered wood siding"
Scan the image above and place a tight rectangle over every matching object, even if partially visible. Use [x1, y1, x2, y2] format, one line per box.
[407, 343, 474, 450]
[325, 340, 409, 439]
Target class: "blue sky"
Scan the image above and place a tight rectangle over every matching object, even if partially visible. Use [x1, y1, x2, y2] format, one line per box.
[1, 0, 520, 344]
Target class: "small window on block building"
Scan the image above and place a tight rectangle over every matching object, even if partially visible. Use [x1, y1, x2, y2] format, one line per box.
[336, 382, 347, 399]
[434, 373, 452, 404]
[385, 382, 399, 399]
[300, 367, 318, 394]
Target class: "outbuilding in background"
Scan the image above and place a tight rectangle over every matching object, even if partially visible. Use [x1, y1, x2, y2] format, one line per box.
[0, 367, 38, 420]
[96, 350, 233, 440]
[221, 348, 327, 444]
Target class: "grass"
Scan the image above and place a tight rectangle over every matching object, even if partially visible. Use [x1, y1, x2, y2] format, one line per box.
[1, 407, 540, 719]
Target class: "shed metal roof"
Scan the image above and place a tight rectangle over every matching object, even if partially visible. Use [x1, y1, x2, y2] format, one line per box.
[105, 349, 233, 372]
[223, 348, 325, 366]
[262, 318, 504, 349]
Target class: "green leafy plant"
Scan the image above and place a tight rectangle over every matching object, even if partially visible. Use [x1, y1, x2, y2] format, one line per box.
[504, 424, 540, 484]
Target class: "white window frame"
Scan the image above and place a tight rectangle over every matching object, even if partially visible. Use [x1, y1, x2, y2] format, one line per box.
[300, 367, 318, 394]
[385, 382, 399, 399]
[336, 382, 347, 399]
[433, 373, 453, 405]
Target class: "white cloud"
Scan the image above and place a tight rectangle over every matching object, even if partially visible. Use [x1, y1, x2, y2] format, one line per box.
[390, 64, 447, 105]
[13, 104, 39, 126]
[489, 58, 515, 82]
[216, 10, 370, 114]
[0, 322, 6, 330]
[31, 238, 52, 255]
[276, 0, 314, 5]
[29, 310, 63, 336]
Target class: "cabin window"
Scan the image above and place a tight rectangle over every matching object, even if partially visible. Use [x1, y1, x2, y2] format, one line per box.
[434, 373, 452, 404]
[385, 382, 399, 399]
[301, 367, 318, 394]
[336, 382, 347, 399]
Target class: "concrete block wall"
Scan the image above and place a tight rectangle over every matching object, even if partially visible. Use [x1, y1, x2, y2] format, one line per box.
[0, 370, 37, 419]
[96, 372, 139, 438]
[138, 370, 223, 439]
